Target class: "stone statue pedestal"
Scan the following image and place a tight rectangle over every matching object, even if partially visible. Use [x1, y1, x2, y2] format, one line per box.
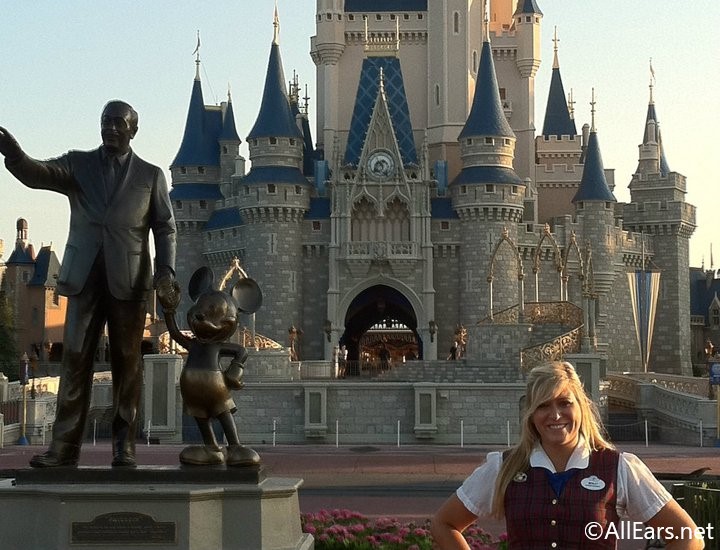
[0, 467, 313, 550]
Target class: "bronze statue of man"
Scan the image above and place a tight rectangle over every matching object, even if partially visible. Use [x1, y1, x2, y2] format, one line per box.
[0, 100, 176, 467]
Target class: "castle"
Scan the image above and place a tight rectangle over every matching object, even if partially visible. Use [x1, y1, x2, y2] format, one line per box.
[166, 0, 696, 377]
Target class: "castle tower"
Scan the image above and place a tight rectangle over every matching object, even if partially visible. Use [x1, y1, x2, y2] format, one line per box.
[535, 26, 583, 224]
[218, 90, 242, 187]
[508, 0, 542, 182]
[426, 0, 484, 179]
[452, 20, 525, 324]
[328, 16, 437, 360]
[624, 77, 696, 374]
[311, 0, 346, 157]
[169, 46, 228, 325]
[571, 92, 617, 339]
[4, 219, 36, 355]
[239, 9, 310, 345]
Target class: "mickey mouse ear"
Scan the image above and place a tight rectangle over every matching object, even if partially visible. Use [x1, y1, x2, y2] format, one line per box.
[232, 277, 263, 314]
[188, 267, 215, 301]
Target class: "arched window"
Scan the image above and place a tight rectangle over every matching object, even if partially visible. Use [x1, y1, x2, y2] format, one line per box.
[453, 12, 460, 34]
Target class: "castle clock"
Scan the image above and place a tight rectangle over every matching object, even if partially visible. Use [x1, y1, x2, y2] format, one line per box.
[366, 150, 395, 181]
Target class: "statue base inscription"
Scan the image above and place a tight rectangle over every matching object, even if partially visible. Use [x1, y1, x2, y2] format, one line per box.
[72, 512, 176, 545]
[0, 472, 313, 550]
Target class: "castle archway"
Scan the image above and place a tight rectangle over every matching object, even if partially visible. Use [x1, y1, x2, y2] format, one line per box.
[339, 284, 421, 369]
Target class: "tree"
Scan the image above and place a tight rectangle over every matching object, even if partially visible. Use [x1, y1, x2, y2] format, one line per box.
[0, 285, 19, 381]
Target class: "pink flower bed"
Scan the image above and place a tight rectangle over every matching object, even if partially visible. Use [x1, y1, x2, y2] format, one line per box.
[302, 509, 507, 549]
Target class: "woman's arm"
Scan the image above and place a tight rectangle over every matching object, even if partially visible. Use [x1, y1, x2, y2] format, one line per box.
[430, 494, 478, 550]
[645, 500, 705, 549]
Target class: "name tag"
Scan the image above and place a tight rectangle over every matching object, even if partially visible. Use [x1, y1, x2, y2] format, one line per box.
[580, 475, 606, 491]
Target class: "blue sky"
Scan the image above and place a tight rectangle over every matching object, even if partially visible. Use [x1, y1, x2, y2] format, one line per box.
[1, 1, 717, 268]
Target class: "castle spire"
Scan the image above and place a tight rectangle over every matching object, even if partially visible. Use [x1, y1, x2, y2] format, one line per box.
[247, 12, 302, 141]
[541, 27, 576, 137]
[219, 86, 241, 142]
[636, 64, 670, 176]
[572, 95, 616, 203]
[459, 21, 514, 140]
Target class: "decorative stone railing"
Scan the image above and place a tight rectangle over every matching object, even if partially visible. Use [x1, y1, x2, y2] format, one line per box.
[342, 241, 418, 260]
[606, 373, 716, 436]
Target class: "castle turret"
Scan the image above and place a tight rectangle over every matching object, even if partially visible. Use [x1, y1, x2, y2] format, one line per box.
[624, 75, 696, 374]
[218, 90, 242, 184]
[509, 0, 542, 182]
[240, 8, 310, 345]
[571, 91, 617, 352]
[452, 20, 525, 324]
[169, 43, 227, 325]
[534, 27, 583, 224]
[310, 0, 346, 155]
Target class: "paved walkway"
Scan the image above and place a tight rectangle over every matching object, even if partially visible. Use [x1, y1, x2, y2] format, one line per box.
[1, 442, 718, 548]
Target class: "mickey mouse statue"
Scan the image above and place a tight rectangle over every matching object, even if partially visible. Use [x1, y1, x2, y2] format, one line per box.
[157, 266, 263, 467]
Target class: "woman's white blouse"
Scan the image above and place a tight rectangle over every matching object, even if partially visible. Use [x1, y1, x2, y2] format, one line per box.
[456, 444, 672, 523]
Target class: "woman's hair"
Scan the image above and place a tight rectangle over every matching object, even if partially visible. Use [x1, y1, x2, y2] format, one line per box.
[490, 361, 613, 518]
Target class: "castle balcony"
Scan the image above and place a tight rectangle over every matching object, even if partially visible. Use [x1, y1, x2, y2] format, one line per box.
[340, 241, 419, 260]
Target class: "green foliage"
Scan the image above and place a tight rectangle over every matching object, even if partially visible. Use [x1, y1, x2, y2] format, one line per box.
[301, 509, 507, 550]
[683, 482, 719, 550]
[0, 288, 19, 380]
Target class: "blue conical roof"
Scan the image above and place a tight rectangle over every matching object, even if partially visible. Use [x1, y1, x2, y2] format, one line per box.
[572, 131, 616, 203]
[514, 0, 543, 15]
[247, 43, 301, 140]
[291, 99, 316, 177]
[219, 97, 241, 142]
[459, 41, 514, 140]
[542, 68, 576, 137]
[171, 78, 222, 167]
[642, 102, 670, 176]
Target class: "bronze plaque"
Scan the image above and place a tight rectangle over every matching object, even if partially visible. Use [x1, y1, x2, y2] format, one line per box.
[71, 512, 176, 545]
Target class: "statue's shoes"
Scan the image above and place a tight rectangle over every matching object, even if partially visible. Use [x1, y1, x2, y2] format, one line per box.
[179, 445, 226, 465]
[111, 452, 137, 468]
[226, 445, 261, 467]
[29, 450, 78, 468]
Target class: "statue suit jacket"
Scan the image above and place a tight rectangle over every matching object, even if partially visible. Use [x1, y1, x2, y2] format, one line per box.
[5, 147, 176, 301]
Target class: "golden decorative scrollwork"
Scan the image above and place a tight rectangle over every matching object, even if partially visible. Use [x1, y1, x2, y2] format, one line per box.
[521, 327, 582, 372]
[237, 327, 283, 350]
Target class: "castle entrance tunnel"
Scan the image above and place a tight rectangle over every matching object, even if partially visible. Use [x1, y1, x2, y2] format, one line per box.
[339, 285, 421, 372]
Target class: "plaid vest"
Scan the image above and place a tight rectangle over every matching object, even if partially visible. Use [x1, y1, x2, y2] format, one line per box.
[505, 448, 620, 549]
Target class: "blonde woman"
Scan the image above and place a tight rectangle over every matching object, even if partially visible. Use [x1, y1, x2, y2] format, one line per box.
[431, 362, 703, 549]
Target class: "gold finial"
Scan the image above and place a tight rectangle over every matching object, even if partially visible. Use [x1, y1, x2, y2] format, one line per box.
[590, 88, 597, 132]
[193, 30, 201, 80]
[273, 1, 280, 45]
[552, 26, 559, 69]
[568, 88, 575, 120]
[303, 83, 310, 115]
[649, 57, 656, 104]
[483, 0, 491, 41]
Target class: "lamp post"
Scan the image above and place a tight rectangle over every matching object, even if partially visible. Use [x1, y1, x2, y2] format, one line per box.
[17, 352, 29, 445]
[30, 352, 38, 399]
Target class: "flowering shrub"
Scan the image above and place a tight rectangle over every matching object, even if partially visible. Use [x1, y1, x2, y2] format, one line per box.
[301, 509, 507, 549]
